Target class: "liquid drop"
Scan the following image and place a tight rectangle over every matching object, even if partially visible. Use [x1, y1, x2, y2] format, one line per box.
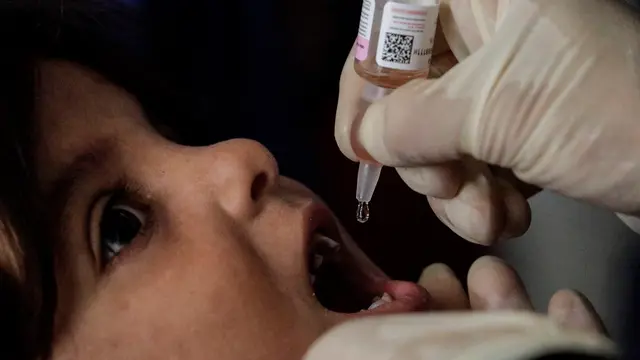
[356, 201, 370, 224]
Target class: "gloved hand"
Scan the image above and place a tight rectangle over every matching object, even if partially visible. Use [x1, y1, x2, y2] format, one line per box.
[304, 256, 613, 360]
[417, 256, 607, 335]
[304, 313, 614, 360]
[336, 0, 640, 244]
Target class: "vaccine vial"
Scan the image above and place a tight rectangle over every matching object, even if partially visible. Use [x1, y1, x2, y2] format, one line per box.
[354, 0, 440, 89]
[352, 0, 440, 224]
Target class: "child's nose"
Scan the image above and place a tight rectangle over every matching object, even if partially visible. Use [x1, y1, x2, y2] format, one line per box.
[193, 139, 279, 219]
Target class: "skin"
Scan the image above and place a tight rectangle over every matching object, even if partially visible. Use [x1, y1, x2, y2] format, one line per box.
[31, 60, 604, 360]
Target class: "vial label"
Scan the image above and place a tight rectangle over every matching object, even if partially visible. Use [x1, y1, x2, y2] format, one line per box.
[375, 1, 440, 71]
[355, 0, 376, 61]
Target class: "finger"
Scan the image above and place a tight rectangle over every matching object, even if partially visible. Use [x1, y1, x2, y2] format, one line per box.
[469, 0, 502, 45]
[495, 178, 531, 240]
[418, 263, 469, 310]
[355, 75, 462, 167]
[396, 161, 462, 199]
[491, 166, 541, 200]
[467, 256, 534, 311]
[428, 160, 506, 245]
[335, 42, 366, 162]
[441, 0, 483, 59]
[548, 289, 608, 335]
[336, 33, 458, 163]
[354, 34, 497, 169]
[439, 0, 471, 60]
[440, 0, 505, 60]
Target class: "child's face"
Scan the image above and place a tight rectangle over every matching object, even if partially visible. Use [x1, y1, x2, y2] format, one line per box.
[36, 61, 428, 359]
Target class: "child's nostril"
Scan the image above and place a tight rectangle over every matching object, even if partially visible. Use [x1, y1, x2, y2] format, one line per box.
[250, 172, 269, 201]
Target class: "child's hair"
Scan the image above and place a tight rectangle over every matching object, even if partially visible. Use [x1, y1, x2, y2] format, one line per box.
[0, 1, 179, 358]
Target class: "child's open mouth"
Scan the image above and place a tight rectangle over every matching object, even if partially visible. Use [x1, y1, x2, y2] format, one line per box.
[305, 205, 430, 316]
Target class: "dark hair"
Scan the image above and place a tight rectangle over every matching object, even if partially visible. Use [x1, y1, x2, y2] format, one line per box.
[0, 1, 173, 358]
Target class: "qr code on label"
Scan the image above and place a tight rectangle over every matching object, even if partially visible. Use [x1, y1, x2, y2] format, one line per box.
[381, 32, 414, 64]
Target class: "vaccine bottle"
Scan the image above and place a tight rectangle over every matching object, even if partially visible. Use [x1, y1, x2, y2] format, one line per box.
[354, 0, 440, 88]
[353, 0, 440, 223]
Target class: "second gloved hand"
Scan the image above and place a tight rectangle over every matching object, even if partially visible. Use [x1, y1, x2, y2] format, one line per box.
[336, 0, 640, 244]
[306, 255, 612, 360]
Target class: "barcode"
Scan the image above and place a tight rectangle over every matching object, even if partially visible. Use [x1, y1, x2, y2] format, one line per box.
[380, 32, 414, 64]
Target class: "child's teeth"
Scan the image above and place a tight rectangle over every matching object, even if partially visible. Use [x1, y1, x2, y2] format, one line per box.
[367, 293, 392, 310]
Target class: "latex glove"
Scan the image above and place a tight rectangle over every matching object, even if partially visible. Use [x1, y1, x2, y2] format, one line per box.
[304, 256, 613, 360]
[336, 0, 640, 244]
[304, 313, 615, 360]
[418, 256, 607, 335]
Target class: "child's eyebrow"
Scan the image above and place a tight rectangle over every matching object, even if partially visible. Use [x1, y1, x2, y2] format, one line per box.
[47, 138, 115, 214]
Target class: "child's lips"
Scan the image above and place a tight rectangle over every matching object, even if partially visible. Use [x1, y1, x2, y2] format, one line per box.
[349, 280, 431, 318]
[303, 200, 430, 315]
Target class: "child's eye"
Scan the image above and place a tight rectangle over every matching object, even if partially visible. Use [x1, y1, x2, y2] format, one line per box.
[99, 198, 146, 264]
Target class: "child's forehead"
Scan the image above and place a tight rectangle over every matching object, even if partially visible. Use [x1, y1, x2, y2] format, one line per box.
[37, 61, 146, 130]
[34, 60, 151, 186]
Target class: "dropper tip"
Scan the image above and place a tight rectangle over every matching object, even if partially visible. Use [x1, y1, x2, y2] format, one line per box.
[356, 201, 370, 223]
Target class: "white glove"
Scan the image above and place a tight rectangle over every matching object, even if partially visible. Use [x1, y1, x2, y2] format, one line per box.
[336, 0, 640, 244]
[304, 312, 616, 360]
